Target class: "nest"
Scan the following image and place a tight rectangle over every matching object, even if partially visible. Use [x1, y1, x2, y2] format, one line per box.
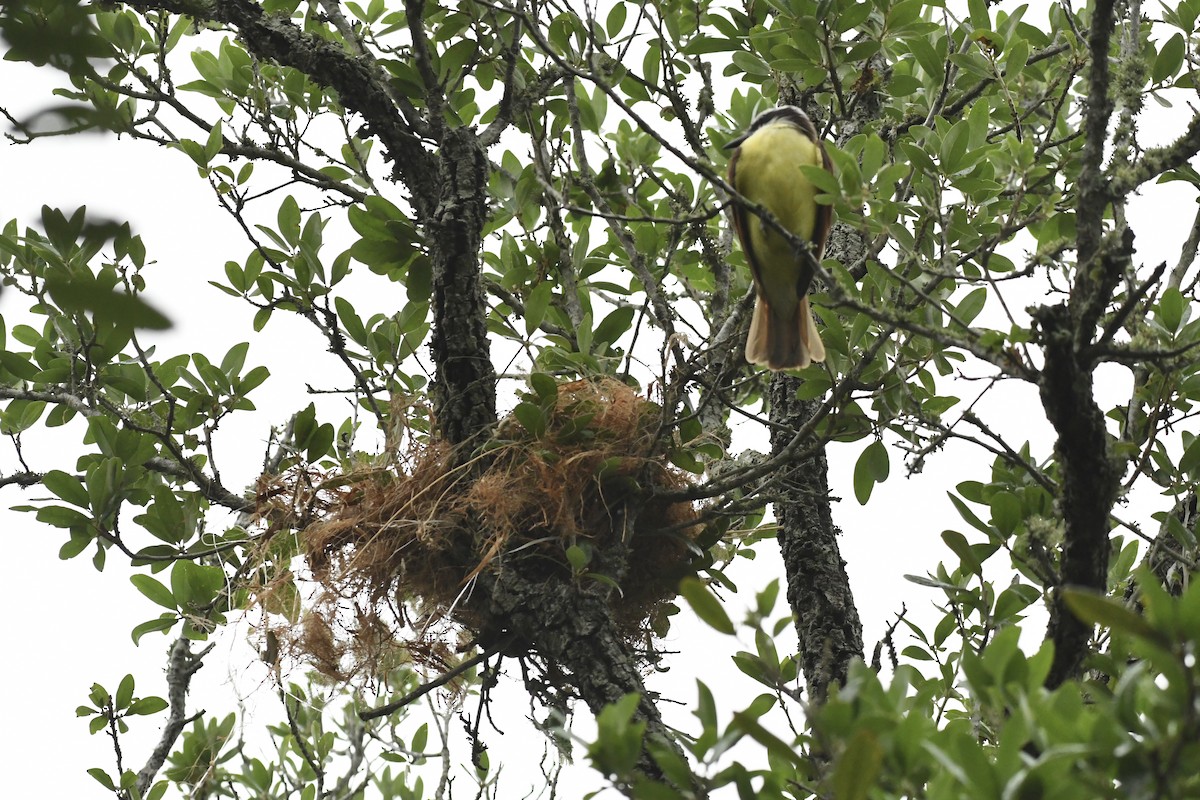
[261, 378, 701, 681]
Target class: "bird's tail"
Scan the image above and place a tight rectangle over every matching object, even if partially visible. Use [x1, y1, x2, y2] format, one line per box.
[745, 295, 825, 371]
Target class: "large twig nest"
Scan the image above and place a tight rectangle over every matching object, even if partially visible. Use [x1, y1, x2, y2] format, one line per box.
[264, 378, 701, 680]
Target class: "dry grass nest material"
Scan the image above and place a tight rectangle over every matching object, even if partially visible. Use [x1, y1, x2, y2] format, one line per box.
[288, 378, 701, 675]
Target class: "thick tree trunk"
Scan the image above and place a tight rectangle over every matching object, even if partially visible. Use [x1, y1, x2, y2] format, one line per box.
[485, 567, 679, 785]
[768, 387, 863, 705]
[1037, 0, 1130, 689]
[1034, 303, 1122, 688]
[427, 127, 498, 446]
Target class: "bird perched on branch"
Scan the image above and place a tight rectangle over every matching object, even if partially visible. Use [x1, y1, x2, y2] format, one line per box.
[725, 105, 832, 371]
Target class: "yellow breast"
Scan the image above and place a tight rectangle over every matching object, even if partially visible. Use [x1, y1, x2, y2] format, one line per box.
[732, 124, 823, 243]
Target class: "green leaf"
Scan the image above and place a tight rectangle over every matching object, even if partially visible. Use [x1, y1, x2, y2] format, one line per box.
[89, 682, 110, 708]
[908, 37, 944, 80]
[853, 440, 889, 504]
[220, 341, 249, 377]
[306, 422, 336, 462]
[679, 577, 735, 635]
[901, 645, 934, 661]
[954, 287, 987, 325]
[239, 365, 270, 394]
[170, 559, 225, 609]
[1179, 435, 1200, 475]
[694, 680, 718, 751]
[277, 195, 301, 247]
[131, 574, 177, 611]
[0, 351, 40, 380]
[729, 710, 804, 767]
[668, 447, 705, 474]
[994, 582, 1040, 621]
[948, 492, 992, 535]
[59, 531, 93, 560]
[565, 544, 589, 571]
[646, 736, 695, 791]
[756, 579, 779, 617]
[940, 120, 970, 173]
[831, 729, 883, 800]
[407, 256, 433, 302]
[683, 34, 739, 55]
[606, 2, 627, 36]
[4, 399, 48, 432]
[942, 530, 981, 575]
[524, 281, 552, 335]
[44, 273, 171, 330]
[513, 402, 546, 438]
[36, 505, 91, 529]
[132, 615, 178, 645]
[989, 492, 1022, 535]
[967, 0, 990, 29]
[1166, 511, 1198, 549]
[529, 372, 558, 402]
[411, 722, 429, 753]
[205, 119, 224, 161]
[799, 163, 840, 194]
[590, 693, 646, 778]
[1154, 33, 1185, 84]
[1005, 37, 1029, 74]
[115, 674, 135, 710]
[88, 768, 116, 791]
[335, 296, 368, 345]
[592, 305, 635, 348]
[1157, 287, 1185, 332]
[1062, 589, 1162, 644]
[128, 696, 169, 715]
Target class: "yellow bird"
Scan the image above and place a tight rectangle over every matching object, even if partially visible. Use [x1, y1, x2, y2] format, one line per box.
[725, 106, 832, 371]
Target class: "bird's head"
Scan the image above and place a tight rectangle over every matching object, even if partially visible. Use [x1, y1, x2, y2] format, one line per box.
[723, 105, 818, 150]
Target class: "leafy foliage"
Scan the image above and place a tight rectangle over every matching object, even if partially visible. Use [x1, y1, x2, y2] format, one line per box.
[3, 0, 1200, 798]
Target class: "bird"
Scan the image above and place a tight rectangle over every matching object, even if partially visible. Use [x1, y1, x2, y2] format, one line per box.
[724, 105, 832, 371]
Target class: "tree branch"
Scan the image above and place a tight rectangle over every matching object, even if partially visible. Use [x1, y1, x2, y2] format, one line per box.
[1108, 112, 1200, 199]
[769, 381, 863, 706]
[121, 0, 438, 211]
[1035, 301, 1123, 689]
[1036, 0, 1128, 689]
[360, 641, 509, 721]
[135, 638, 211, 797]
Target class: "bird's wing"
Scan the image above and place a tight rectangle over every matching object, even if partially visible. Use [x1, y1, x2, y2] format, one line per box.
[811, 140, 834, 260]
[726, 147, 766, 296]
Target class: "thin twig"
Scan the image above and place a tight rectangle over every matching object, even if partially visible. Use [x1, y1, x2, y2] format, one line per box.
[360, 640, 512, 721]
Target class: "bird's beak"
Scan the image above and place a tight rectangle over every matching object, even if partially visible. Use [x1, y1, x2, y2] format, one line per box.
[723, 131, 749, 150]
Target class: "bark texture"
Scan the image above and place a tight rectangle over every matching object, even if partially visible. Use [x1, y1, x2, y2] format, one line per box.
[1034, 303, 1122, 688]
[484, 566, 679, 784]
[1036, 0, 1130, 688]
[427, 127, 498, 446]
[768, 386, 863, 705]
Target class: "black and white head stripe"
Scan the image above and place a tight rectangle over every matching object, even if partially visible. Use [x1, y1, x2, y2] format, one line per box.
[724, 105, 819, 149]
[748, 106, 818, 140]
